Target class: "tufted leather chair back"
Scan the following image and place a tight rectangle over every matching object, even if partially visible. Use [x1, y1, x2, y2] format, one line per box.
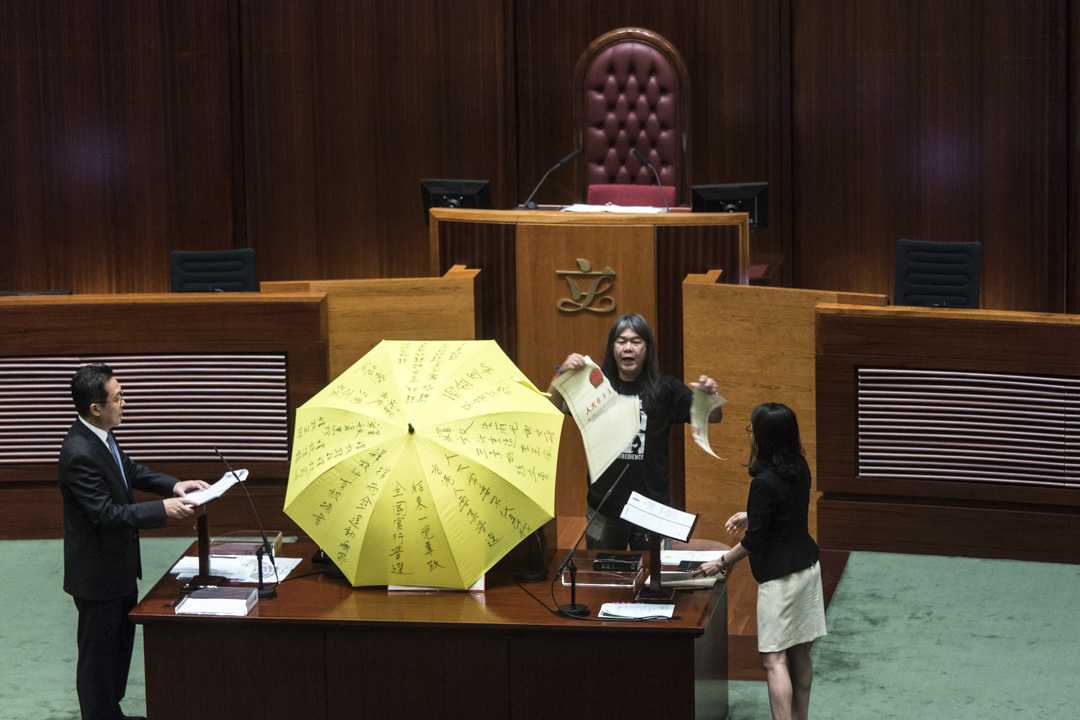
[574, 28, 689, 205]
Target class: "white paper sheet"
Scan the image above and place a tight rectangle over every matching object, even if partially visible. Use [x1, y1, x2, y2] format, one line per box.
[619, 491, 697, 542]
[689, 389, 726, 459]
[551, 356, 640, 481]
[181, 468, 249, 506]
[598, 602, 675, 619]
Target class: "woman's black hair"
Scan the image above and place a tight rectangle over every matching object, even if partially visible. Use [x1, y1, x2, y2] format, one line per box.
[747, 402, 805, 479]
[600, 313, 661, 410]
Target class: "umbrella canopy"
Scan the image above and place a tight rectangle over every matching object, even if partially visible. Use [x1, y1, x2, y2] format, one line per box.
[285, 340, 563, 589]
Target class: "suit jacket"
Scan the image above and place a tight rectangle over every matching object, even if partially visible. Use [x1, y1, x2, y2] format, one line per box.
[58, 419, 178, 600]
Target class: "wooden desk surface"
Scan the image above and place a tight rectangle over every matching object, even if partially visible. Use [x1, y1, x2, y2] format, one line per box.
[132, 540, 725, 635]
[132, 540, 729, 720]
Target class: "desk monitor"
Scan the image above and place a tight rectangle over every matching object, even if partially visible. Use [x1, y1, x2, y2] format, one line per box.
[691, 182, 768, 230]
[421, 179, 492, 225]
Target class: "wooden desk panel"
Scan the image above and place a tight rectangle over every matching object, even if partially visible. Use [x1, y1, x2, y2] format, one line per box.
[132, 540, 729, 720]
[816, 304, 1080, 562]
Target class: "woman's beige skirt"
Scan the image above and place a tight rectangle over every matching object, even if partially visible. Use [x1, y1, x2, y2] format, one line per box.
[756, 561, 827, 653]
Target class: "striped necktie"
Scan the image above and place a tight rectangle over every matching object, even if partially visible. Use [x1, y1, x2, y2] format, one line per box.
[107, 434, 128, 486]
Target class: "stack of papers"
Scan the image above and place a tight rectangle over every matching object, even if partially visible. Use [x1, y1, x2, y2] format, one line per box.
[170, 554, 302, 583]
[182, 469, 249, 506]
[598, 602, 675, 619]
[175, 586, 258, 616]
[562, 203, 666, 214]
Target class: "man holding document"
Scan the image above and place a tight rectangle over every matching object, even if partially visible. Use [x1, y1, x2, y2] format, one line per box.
[58, 363, 209, 720]
[548, 313, 723, 550]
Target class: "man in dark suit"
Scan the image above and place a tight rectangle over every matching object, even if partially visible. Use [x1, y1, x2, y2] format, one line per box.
[59, 363, 209, 720]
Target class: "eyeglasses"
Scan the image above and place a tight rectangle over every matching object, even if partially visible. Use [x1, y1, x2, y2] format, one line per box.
[100, 390, 124, 405]
[613, 338, 645, 348]
[745, 424, 752, 435]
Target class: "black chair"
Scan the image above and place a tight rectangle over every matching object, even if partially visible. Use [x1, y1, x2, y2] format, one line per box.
[170, 249, 256, 292]
[893, 239, 982, 308]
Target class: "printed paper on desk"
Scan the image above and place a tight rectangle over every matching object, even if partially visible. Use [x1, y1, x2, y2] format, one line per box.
[551, 356, 640, 481]
[689, 389, 726, 460]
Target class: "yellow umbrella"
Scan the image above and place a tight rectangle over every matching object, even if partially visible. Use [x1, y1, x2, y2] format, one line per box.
[285, 340, 563, 589]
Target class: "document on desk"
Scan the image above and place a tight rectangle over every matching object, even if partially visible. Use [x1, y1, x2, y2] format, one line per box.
[170, 555, 302, 583]
[661, 549, 725, 565]
[689, 389, 726, 459]
[551, 357, 640, 481]
[598, 602, 675, 619]
[561, 203, 666, 214]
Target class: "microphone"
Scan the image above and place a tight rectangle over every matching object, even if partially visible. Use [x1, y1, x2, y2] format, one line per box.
[632, 148, 671, 213]
[553, 464, 630, 617]
[520, 149, 580, 210]
[214, 447, 279, 600]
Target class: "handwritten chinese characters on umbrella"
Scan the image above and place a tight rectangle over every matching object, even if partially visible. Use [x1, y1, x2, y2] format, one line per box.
[284, 340, 563, 589]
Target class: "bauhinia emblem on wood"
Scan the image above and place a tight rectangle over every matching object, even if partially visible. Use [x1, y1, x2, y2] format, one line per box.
[555, 259, 616, 313]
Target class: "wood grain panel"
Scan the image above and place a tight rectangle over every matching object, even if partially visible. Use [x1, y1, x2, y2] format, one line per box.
[263, 266, 480, 379]
[240, 0, 511, 282]
[0, 0, 235, 294]
[0, 293, 326, 538]
[682, 279, 886, 545]
[791, 0, 1068, 312]
[816, 304, 1080, 562]
[515, 222, 657, 517]
[434, 216, 518, 360]
[818, 498, 1080, 564]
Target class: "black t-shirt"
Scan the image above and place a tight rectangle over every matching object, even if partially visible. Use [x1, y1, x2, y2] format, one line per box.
[585, 373, 693, 516]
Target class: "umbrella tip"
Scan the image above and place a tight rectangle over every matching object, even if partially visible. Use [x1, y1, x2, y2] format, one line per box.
[408, 423, 415, 434]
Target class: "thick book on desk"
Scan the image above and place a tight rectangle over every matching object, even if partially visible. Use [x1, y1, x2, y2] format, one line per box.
[175, 586, 258, 616]
[643, 571, 719, 590]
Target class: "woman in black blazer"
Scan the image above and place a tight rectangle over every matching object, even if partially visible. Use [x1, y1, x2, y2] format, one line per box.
[696, 403, 826, 720]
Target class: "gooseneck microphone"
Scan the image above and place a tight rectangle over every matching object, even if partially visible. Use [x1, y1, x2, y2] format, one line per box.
[520, 149, 581, 210]
[632, 148, 671, 213]
[214, 447, 279, 600]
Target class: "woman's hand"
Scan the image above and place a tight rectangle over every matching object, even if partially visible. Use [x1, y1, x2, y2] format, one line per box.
[693, 553, 731, 581]
[725, 512, 747, 535]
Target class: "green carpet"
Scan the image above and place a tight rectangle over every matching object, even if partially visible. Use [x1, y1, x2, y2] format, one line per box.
[0, 537, 191, 720]
[2, 543, 1078, 719]
[807, 552, 1080, 720]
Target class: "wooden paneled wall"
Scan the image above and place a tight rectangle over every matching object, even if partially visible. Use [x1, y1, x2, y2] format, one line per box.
[0, 1, 1074, 310]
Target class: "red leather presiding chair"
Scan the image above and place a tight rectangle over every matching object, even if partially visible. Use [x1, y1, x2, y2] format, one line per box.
[574, 28, 690, 207]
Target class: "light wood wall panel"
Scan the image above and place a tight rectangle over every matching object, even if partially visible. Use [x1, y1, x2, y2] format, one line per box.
[682, 277, 886, 544]
[262, 266, 481, 380]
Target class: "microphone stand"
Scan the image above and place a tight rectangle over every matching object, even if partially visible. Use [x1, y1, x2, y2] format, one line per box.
[631, 149, 671, 212]
[520, 149, 580, 210]
[214, 448, 278, 600]
[554, 465, 629, 617]
[514, 530, 547, 583]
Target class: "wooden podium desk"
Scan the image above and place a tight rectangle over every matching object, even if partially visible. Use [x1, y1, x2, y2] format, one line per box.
[429, 207, 750, 515]
[132, 541, 730, 720]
